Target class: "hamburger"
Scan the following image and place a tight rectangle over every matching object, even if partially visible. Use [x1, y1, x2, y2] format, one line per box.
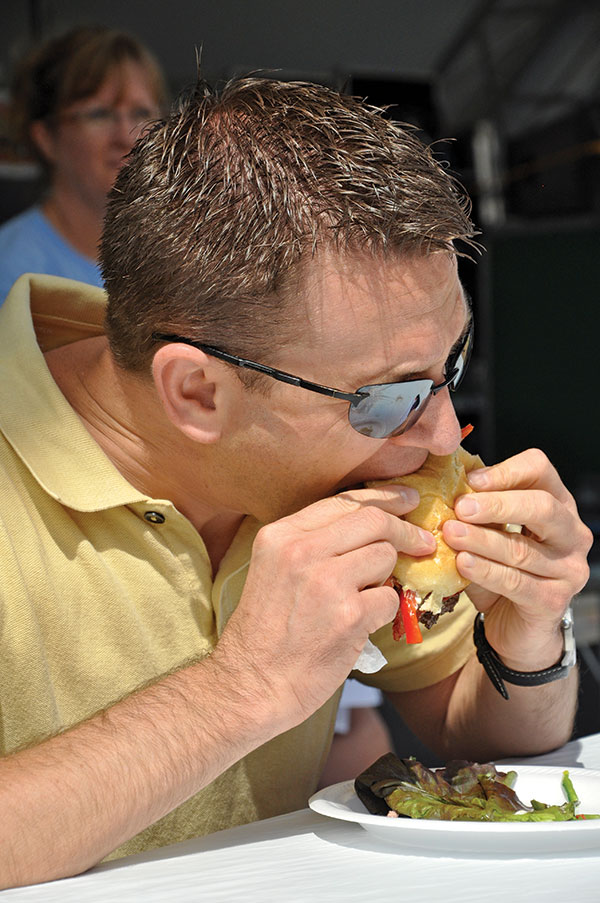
[368, 442, 483, 644]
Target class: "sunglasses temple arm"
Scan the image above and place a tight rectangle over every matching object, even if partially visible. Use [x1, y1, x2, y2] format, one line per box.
[199, 344, 360, 403]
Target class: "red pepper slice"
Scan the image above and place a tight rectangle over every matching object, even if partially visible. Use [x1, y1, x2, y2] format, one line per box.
[460, 423, 474, 440]
[393, 588, 423, 644]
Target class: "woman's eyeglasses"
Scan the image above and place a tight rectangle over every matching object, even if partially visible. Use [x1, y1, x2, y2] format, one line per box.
[152, 321, 473, 439]
[60, 106, 157, 132]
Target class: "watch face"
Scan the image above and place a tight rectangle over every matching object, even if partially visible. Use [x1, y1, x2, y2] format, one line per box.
[561, 606, 576, 670]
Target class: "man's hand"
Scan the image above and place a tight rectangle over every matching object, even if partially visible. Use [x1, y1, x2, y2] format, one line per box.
[214, 485, 436, 730]
[443, 448, 593, 670]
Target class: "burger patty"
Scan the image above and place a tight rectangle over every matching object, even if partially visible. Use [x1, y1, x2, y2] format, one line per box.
[417, 592, 461, 629]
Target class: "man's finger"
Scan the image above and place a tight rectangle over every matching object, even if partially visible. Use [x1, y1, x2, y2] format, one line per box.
[314, 503, 436, 558]
[333, 542, 403, 592]
[454, 488, 573, 547]
[467, 448, 576, 511]
[455, 551, 567, 614]
[358, 585, 402, 636]
[444, 520, 559, 578]
[283, 484, 421, 533]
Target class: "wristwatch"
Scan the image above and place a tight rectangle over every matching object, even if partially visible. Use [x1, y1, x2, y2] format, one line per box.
[473, 608, 576, 700]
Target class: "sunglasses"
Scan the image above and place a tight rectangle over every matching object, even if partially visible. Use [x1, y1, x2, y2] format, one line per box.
[152, 321, 473, 439]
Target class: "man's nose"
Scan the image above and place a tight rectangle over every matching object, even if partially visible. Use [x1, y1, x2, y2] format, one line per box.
[388, 386, 462, 456]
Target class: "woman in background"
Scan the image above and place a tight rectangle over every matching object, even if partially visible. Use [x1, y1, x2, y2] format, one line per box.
[0, 25, 167, 302]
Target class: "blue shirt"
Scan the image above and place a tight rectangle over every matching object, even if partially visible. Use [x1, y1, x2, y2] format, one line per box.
[0, 206, 103, 304]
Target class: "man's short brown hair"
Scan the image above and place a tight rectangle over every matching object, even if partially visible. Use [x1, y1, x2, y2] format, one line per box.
[102, 77, 477, 373]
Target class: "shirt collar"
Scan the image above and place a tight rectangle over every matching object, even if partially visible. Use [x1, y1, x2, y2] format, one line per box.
[0, 274, 151, 512]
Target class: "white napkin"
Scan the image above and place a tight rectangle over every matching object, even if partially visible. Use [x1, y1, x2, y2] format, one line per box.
[353, 638, 388, 673]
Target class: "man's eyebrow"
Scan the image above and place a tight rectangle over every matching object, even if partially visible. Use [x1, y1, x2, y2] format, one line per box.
[368, 289, 473, 386]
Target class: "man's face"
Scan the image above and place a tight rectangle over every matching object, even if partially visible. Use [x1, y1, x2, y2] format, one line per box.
[219, 250, 470, 522]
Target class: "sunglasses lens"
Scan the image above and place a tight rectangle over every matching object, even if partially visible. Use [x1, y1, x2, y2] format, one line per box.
[348, 379, 434, 439]
[347, 323, 473, 439]
[448, 325, 473, 391]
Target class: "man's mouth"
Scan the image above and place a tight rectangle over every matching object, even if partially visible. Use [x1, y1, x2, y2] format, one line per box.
[342, 460, 429, 492]
[333, 449, 429, 497]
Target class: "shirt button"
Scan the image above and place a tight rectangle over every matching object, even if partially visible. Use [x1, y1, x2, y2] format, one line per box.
[144, 511, 165, 524]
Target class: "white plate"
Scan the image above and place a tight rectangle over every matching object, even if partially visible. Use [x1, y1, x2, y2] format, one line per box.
[308, 765, 600, 855]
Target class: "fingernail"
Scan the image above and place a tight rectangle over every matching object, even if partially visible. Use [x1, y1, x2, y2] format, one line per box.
[400, 487, 419, 505]
[460, 552, 476, 568]
[468, 469, 489, 488]
[418, 529, 436, 549]
[446, 520, 467, 537]
[456, 497, 479, 516]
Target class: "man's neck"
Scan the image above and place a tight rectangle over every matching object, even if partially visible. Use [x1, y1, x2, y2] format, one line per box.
[44, 337, 245, 571]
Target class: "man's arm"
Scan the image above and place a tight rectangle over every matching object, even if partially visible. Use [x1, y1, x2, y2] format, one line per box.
[389, 448, 590, 762]
[2, 654, 273, 887]
[389, 653, 578, 763]
[1, 485, 428, 889]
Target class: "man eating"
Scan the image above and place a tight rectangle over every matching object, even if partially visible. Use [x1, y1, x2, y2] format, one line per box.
[0, 76, 591, 887]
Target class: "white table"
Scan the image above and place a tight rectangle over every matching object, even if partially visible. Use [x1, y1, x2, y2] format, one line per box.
[6, 734, 600, 902]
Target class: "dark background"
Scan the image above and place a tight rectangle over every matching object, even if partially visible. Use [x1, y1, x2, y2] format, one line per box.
[2, 0, 600, 752]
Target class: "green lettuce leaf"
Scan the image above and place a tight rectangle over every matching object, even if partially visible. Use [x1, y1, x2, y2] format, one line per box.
[354, 754, 588, 822]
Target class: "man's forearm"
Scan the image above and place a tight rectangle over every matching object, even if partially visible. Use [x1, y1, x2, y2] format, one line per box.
[440, 652, 579, 762]
[440, 610, 579, 762]
[0, 653, 278, 890]
[391, 647, 578, 766]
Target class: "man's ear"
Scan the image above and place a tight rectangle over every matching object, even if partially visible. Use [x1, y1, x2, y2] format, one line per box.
[152, 344, 233, 444]
[30, 120, 57, 166]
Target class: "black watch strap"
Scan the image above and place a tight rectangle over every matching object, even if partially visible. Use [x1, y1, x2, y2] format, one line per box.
[473, 609, 576, 700]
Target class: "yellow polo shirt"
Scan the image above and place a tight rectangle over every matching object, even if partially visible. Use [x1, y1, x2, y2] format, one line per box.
[0, 274, 476, 860]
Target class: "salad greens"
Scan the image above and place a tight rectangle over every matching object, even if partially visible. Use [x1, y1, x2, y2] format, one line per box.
[354, 754, 599, 822]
